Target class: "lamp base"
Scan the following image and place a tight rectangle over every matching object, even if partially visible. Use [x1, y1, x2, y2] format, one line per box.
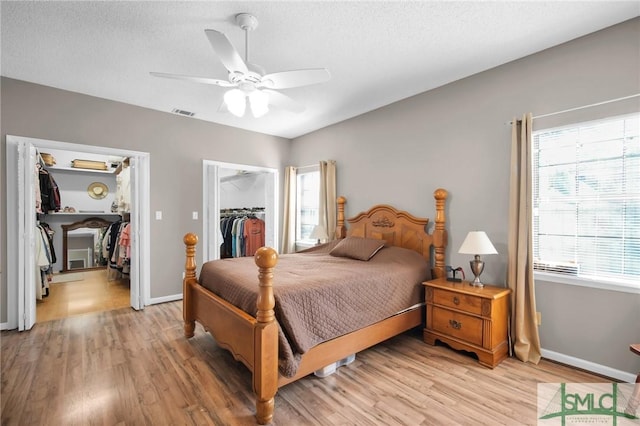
[470, 276, 484, 287]
[469, 256, 485, 287]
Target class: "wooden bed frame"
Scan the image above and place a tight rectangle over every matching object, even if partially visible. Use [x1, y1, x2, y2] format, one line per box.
[182, 188, 448, 424]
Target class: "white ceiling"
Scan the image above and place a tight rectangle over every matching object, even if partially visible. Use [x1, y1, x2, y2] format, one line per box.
[2, 1, 638, 139]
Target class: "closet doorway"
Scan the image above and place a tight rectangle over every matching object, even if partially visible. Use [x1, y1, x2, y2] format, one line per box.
[6, 135, 151, 331]
[202, 160, 278, 264]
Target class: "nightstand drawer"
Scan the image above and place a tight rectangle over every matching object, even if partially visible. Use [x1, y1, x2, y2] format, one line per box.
[431, 306, 483, 346]
[432, 288, 483, 315]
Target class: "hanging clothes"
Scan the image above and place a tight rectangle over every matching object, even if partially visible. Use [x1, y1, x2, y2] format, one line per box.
[244, 217, 266, 256]
[38, 222, 57, 265]
[38, 167, 61, 214]
[116, 162, 131, 214]
[219, 208, 265, 258]
[219, 216, 235, 258]
[118, 223, 131, 268]
[35, 164, 43, 214]
[102, 219, 131, 276]
[34, 224, 54, 300]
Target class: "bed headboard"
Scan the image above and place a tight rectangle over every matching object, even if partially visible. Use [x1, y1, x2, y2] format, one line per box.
[335, 189, 448, 278]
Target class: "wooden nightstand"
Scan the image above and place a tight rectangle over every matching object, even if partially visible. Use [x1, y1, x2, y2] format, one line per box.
[423, 278, 511, 368]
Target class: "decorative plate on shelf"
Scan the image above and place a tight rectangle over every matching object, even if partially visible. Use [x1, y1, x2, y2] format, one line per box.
[87, 182, 108, 199]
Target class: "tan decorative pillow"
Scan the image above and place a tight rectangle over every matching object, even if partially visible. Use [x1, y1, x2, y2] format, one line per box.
[329, 236, 386, 261]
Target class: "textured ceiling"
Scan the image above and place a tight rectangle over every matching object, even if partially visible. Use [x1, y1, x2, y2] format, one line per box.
[2, 1, 639, 139]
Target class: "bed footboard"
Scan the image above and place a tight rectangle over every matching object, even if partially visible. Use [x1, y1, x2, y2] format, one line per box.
[254, 247, 279, 424]
[182, 234, 279, 425]
[183, 233, 198, 338]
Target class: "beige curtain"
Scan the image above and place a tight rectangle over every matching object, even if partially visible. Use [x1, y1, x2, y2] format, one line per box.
[318, 160, 337, 241]
[281, 166, 297, 254]
[508, 113, 542, 364]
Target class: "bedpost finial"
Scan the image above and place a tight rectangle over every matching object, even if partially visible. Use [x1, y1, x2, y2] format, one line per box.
[255, 247, 278, 269]
[434, 188, 448, 200]
[337, 196, 346, 204]
[184, 233, 198, 246]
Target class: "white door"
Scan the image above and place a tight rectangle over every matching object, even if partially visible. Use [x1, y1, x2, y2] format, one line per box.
[12, 140, 40, 331]
[6, 137, 37, 330]
[203, 162, 220, 262]
[22, 144, 37, 330]
[128, 155, 150, 309]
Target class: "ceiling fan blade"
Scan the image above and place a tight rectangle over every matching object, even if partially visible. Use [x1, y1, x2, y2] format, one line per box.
[150, 72, 236, 87]
[205, 29, 248, 74]
[263, 89, 305, 113]
[260, 68, 330, 89]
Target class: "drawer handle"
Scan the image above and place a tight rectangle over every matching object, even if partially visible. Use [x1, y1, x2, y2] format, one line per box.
[453, 296, 460, 305]
[449, 319, 462, 330]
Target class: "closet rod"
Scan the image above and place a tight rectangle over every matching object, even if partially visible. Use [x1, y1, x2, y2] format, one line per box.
[508, 93, 640, 125]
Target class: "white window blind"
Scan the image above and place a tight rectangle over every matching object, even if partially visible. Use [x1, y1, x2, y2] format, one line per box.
[532, 113, 640, 284]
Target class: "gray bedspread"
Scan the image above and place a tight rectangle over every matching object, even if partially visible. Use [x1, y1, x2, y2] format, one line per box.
[198, 241, 429, 377]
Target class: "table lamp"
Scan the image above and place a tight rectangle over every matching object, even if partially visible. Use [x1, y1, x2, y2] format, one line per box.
[309, 225, 329, 245]
[458, 231, 497, 287]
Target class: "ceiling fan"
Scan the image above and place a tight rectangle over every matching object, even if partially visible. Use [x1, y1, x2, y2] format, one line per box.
[151, 13, 331, 118]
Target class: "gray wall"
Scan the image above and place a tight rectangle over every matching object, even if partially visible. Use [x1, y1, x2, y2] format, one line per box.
[1, 77, 290, 319]
[290, 18, 640, 375]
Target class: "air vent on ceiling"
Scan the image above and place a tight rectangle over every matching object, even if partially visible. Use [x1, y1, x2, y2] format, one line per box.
[171, 108, 195, 117]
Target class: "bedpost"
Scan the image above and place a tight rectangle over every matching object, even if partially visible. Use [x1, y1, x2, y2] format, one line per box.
[253, 247, 279, 425]
[433, 189, 448, 279]
[336, 196, 347, 239]
[183, 233, 198, 338]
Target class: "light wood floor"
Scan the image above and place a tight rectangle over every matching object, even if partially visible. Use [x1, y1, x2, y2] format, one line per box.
[1, 301, 612, 426]
[36, 269, 130, 323]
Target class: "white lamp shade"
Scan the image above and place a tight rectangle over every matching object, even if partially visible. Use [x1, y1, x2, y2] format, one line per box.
[249, 90, 269, 117]
[458, 231, 497, 255]
[309, 225, 329, 241]
[224, 89, 246, 117]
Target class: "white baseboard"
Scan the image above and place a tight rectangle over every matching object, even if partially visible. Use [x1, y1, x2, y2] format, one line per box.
[147, 293, 183, 305]
[0, 322, 10, 331]
[541, 348, 636, 383]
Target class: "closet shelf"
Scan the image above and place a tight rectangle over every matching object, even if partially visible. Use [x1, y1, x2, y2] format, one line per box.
[47, 165, 117, 174]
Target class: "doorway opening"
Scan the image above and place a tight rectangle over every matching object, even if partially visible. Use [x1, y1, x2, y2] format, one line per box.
[202, 160, 278, 264]
[6, 135, 150, 331]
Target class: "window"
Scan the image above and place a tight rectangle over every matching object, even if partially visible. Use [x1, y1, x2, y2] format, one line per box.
[296, 168, 320, 244]
[532, 113, 640, 286]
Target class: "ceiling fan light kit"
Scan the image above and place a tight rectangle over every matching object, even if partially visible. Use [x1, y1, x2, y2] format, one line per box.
[224, 88, 247, 117]
[151, 13, 330, 118]
[223, 87, 269, 118]
[248, 89, 269, 117]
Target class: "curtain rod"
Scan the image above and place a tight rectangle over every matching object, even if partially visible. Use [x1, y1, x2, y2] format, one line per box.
[507, 93, 640, 125]
[296, 164, 318, 171]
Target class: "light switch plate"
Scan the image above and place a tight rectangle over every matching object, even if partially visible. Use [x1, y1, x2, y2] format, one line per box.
[192, 211, 198, 220]
[155, 211, 162, 220]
